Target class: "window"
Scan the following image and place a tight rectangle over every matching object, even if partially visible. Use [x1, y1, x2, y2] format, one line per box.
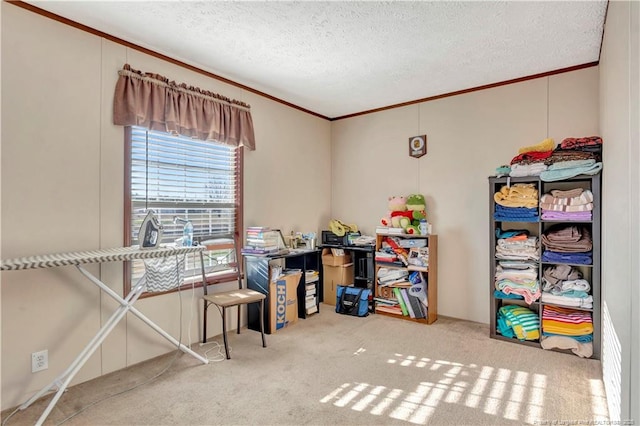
[125, 126, 242, 294]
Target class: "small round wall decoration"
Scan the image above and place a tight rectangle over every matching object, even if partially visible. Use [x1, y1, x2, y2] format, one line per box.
[409, 135, 427, 158]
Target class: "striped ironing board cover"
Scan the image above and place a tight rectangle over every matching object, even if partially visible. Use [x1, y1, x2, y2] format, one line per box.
[1, 245, 206, 271]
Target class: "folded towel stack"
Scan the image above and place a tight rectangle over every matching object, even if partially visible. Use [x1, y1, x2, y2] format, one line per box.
[497, 305, 540, 341]
[541, 304, 594, 357]
[540, 188, 594, 220]
[541, 224, 593, 265]
[541, 264, 592, 308]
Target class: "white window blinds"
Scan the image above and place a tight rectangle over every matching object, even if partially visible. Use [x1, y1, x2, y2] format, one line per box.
[129, 126, 238, 283]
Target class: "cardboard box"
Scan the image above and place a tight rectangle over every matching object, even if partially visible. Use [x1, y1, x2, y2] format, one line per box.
[321, 248, 352, 266]
[269, 271, 301, 333]
[322, 263, 354, 305]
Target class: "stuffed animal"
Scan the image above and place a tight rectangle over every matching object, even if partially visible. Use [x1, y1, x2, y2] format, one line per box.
[406, 194, 426, 211]
[388, 196, 407, 211]
[329, 219, 358, 236]
[411, 209, 427, 223]
[405, 224, 420, 235]
[393, 209, 426, 230]
[380, 196, 407, 226]
[380, 195, 427, 234]
[405, 194, 427, 230]
[390, 210, 413, 227]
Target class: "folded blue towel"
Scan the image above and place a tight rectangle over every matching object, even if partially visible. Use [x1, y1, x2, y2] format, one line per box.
[542, 250, 592, 265]
[495, 205, 538, 214]
[495, 206, 539, 223]
[494, 290, 524, 300]
[495, 228, 530, 239]
[494, 215, 539, 222]
[543, 332, 593, 343]
[548, 159, 595, 170]
[540, 162, 602, 182]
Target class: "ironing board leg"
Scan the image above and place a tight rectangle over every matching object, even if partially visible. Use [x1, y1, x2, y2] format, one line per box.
[23, 274, 148, 426]
[78, 266, 209, 365]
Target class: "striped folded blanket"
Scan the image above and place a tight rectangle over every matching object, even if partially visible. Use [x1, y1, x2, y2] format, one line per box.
[542, 305, 593, 336]
[498, 305, 540, 341]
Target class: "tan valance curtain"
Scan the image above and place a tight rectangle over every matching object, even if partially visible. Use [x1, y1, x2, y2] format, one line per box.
[113, 64, 255, 150]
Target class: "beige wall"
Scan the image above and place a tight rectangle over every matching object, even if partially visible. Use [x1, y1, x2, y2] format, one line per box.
[3, 0, 635, 418]
[332, 67, 599, 323]
[599, 0, 640, 421]
[0, 3, 331, 409]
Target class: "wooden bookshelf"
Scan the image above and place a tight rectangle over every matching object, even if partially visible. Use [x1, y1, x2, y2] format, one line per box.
[374, 233, 437, 324]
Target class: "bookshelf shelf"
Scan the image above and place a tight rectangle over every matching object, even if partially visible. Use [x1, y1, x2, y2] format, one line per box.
[374, 233, 438, 324]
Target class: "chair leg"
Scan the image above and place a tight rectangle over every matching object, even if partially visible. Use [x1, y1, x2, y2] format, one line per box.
[202, 300, 208, 344]
[237, 305, 241, 335]
[222, 306, 230, 360]
[259, 299, 266, 348]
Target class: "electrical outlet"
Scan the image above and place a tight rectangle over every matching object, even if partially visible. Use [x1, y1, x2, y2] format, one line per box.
[32, 350, 48, 373]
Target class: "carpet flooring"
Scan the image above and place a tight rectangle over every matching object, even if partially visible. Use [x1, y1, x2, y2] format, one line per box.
[1, 306, 607, 425]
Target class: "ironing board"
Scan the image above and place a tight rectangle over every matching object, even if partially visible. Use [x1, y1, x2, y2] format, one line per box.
[1, 244, 209, 425]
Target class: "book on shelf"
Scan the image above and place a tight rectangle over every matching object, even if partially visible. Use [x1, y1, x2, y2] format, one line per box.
[398, 239, 428, 249]
[375, 226, 406, 235]
[375, 259, 405, 267]
[404, 289, 426, 319]
[393, 287, 409, 316]
[375, 251, 397, 259]
[306, 304, 318, 315]
[379, 227, 405, 235]
[390, 281, 413, 288]
[373, 297, 399, 305]
[375, 226, 390, 235]
[376, 304, 404, 315]
[246, 233, 278, 241]
[399, 288, 415, 318]
[244, 242, 279, 250]
[407, 247, 429, 269]
[305, 270, 319, 283]
[245, 228, 287, 254]
[241, 247, 278, 255]
[246, 226, 271, 233]
[378, 268, 409, 282]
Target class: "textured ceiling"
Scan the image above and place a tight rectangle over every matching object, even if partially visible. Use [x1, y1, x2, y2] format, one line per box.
[26, 1, 607, 119]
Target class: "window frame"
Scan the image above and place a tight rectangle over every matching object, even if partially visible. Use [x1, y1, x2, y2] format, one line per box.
[123, 126, 244, 297]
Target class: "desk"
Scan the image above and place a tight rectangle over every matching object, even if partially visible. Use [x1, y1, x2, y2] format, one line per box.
[1, 245, 208, 426]
[244, 249, 320, 333]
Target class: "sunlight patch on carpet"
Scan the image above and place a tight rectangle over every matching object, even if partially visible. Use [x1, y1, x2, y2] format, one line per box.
[319, 355, 555, 425]
[589, 379, 609, 420]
